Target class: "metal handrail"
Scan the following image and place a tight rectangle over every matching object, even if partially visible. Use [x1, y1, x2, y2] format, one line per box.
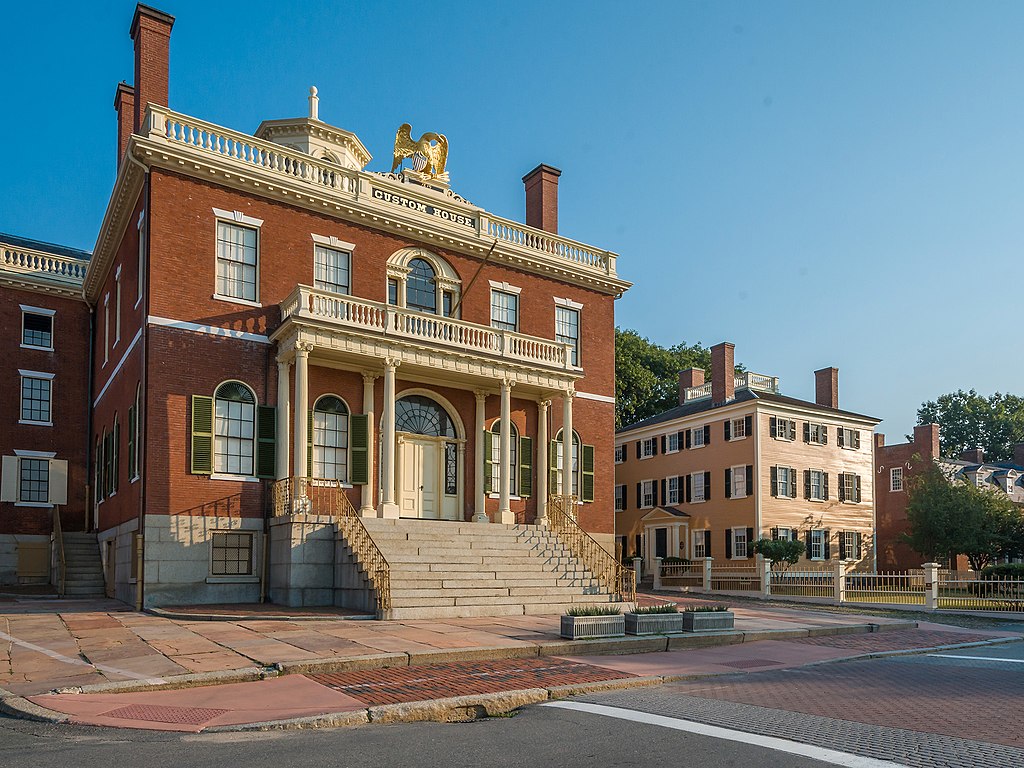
[271, 476, 391, 612]
[52, 506, 66, 598]
[546, 494, 635, 602]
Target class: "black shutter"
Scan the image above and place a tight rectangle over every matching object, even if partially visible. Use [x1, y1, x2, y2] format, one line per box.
[724, 468, 732, 498]
[686, 474, 692, 503]
[746, 527, 754, 557]
[746, 465, 753, 495]
[837, 428, 845, 448]
[770, 466, 778, 497]
[704, 471, 711, 499]
[724, 420, 731, 441]
[824, 530, 831, 559]
[704, 530, 712, 556]
[839, 532, 847, 560]
[789, 420, 797, 441]
[704, 425, 711, 445]
[805, 530, 812, 558]
[725, 530, 732, 559]
[685, 430, 691, 449]
[677, 430, 685, 449]
[789, 467, 797, 498]
[803, 422, 810, 443]
[745, 415, 753, 435]
[636, 441, 641, 459]
[770, 527, 779, 540]
[636, 482, 641, 508]
[855, 532, 863, 560]
[853, 430, 861, 449]
[652, 479, 658, 506]
[652, 437, 658, 456]
[823, 472, 829, 500]
[838, 474, 846, 502]
[804, 469, 811, 500]
[256, 406, 276, 478]
[661, 435, 667, 454]
[661, 478, 667, 504]
[855, 475, 862, 503]
[769, 416, 777, 438]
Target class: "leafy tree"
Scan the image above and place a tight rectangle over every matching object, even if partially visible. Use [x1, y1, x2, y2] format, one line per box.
[752, 538, 805, 572]
[615, 329, 719, 430]
[903, 462, 1023, 570]
[916, 390, 1024, 462]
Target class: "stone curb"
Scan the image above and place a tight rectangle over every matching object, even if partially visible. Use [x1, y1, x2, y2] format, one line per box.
[0, 695, 70, 724]
[49, 666, 274, 696]
[797, 634, 1024, 669]
[146, 607, 375, 623]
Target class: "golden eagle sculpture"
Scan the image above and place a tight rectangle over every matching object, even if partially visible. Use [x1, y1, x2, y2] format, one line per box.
[391, 123, 449, 179]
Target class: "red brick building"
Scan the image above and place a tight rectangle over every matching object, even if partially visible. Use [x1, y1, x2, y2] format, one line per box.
[1, 5, 629, 612]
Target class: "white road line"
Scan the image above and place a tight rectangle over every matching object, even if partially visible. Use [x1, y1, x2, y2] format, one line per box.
[0, 630, 167, 685]
[929, 653, 1024, 664]
[543, 701, 907, 768]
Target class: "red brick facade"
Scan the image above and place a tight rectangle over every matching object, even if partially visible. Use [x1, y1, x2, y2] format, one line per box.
[874, 424, 939, 570]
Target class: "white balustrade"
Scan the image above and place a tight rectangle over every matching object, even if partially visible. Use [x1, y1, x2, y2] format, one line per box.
[1, 242, 88, 285]
[685, 382, 713, 401]
[283, 286, 577, 370]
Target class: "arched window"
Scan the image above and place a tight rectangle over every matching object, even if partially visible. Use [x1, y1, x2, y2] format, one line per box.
[406, 258, 437, 313]
[395, 395, 456, 438]
[313, 395, 349, 481]
[214, 381, 256, 476]
[489, 420, 518, 496]
[554, 429, 581, 496]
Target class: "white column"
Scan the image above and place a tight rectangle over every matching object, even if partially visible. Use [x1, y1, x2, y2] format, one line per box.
[473, 390, 488, 523]
[360, 372, 377, 517]
[536, 399, 549, 524]
[379, 358, 400, 519]
[293, 342, 312, 487]
[498, 378, 514, 525]
[561, 388, 574, 501]
[275, 360, 291, 481]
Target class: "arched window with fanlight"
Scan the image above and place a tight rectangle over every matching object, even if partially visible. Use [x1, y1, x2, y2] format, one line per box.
[551, 429, 595, 503]
[312, 395, 349, 481]
[405, 258, 437, 313]
[386, 248, 461, 318]
[487, 420, 519, 496]
[213, 381, 256, 476]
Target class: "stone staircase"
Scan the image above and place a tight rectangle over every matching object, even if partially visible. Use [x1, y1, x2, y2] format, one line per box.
[359, 518, 631, 620]
[60, 532, 105, 597]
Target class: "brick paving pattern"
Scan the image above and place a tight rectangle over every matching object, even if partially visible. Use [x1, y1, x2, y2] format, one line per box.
[312, 657, 635, 706]
[580, 690, 1024, 768]
[99, 704, 230, 726]
[790, 628, 997, 651]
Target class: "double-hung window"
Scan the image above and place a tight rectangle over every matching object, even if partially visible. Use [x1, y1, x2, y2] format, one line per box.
[838, 473, 861, 503]
[774, 527, 794, 542]
[729, 417, 747, 440]
[490, 289, 519, 332]
[771, 417, 796, 441]
[772, 466, 797, 497]
[21, 307, 54, 350]
[614, 485, 626, 511]
[839, 531, 862, 561]
[666, 432, 680, 453]
[19, 371, 53, 425]
[808, 469, 827, 501]
[213, 381, 256, 477]
[641, 437, 655, 459]
[805, 422, 827, 445]
[555, 305, 580, 366]
[690, 426, 705, 448]
[641, 479, 655, 509]
[838, 427, 861, 450]
[215, 217, 260, 303]
[730, 465, 747, 498]
[692, 530, 707, 558]
[691, 472, 706, 503]
[314, 244, 351, 295]
[614, 445, 626, 464]
[732, 527, 748, 559]
[489, 421, 518, 496]
[19, 458, 50, 504]
[890, 467, 904, 492]
[666, 476, 680, 504]
[809, 529, 826, 560]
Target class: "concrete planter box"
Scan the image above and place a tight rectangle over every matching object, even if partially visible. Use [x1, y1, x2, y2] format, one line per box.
[624, 612, 685, 635]
[681, 610, 734, 632]
[560, 614, 625, 640]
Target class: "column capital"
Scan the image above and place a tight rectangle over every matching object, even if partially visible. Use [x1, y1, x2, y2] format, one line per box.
[362, 370, 379, 385]
[474, 389, 488, 403]
[384, 357, 402, 369]
[564, 387, 576, 399]
[295, 340, 314, 356]
[501, 377, 516, 391]
[538, 398, 551, 410]
[276, 357, 292, 369]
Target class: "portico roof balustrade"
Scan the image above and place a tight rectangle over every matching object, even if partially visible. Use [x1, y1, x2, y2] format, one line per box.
[277, 284, 581, 380]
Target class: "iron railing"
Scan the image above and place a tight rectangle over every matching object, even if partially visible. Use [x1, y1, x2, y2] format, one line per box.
[547, 494, 635, 602]
[52, 507, 66, 597]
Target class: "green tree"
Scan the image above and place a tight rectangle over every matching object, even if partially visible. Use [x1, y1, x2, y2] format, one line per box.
[903, 462, 1022, 570]
[916, 390, 1024, 462]
[614, 329, 717, 430]
[752, 538, 805, 572]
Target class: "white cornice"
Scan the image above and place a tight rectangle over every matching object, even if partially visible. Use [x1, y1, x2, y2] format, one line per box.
[84, 155, 146, 302]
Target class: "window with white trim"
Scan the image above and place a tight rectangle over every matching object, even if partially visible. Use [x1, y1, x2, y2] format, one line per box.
[809, 468, 826, 501]
[18, 458, 49, 503]
[614, 445, 625, 464]
[21, 308, 54, 350]
[103, 294, 110, 364]
[313, 395, 349, 482]
[211, 531, 254, 576]
[20, 372, 52, 424]
[489, 420, 519, 496]
[838, 427, 861, 450]
[555, 306, 580, 366]
[490, 289, 519, 332]
[641, 479, 655, 509]
[216, 221, 259, 302]
[840, 530, 862, 560]
[691, 472, 706, 503]
[774, 466, 796, 497]
[810, 529, 826, 560]
[640, 437, 655, 459]
[136, 210, 146, 307]
[314, 245, 351, 295]
[730, 465, 747, 498]
[554, 429, 581, 496]
[213, 381, 256, 476]
[614, 484, 626, 511]
[771, 417, 796, 441]
[890, 467, 904, 492]
[806, 422, 827, 445]
[690, 426, 705, 448]
[732, 527, 748, 559]
[667, 475, 680, 504]
[666, 432, 680, 453]
[774, 527, 794, 542]
[692, 529, 707, 558]
[729, 417, 747, 440]
[840, 473, 859, 503]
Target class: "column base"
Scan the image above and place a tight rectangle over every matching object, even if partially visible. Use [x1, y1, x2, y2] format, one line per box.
[378, 502, 400, 519]
[497, 509, 515, 525]
[472, 512, 490, 523]
[358, 505, 376, 518]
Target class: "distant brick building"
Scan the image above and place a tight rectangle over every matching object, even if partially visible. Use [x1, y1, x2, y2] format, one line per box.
[0, 4, 629, 612]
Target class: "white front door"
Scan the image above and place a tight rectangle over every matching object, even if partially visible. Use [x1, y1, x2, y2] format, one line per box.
[399, 438, 439, 519]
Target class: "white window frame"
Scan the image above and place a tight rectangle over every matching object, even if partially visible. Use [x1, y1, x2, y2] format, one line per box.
[614, 444, 626, 464]
[20, 305, 55, 351]
[731, 527, 748, 559]
[313, 395, 351, 484]
[890, 467, 904, 492]
[667, 475, 680, 505]
[839, 427, 859, 450]
[7, 450, 58, 508]
[809, 468, 826, 501]
[776, 466, 794, 497]
[213, 209, 264, 307]
[666, 432, 680, 453]
[773, 418, 795, 441]
[692, 529, 707, 559]
[212, 380, 258, 480]
[640, 437, 655, 459]
[312, 237, 354, 296]
[19, 370, 54, 426]
[691, 471, 706, 503]
[103, 293, 110, 365]
[730, 417, 747, 441]
[554, 300, 581, 367]
[690, 426, 705, 449]
[614, 484, 626, 511]
[114, 264, 122, 346]
[807, 422, 826, 445]
[775, 527, 794, 542]
[488, 419, 519, 498]
[842, 473, 858, 503]
[489, 288, 519, 332]
[641, 479, 655, 509]
[730, 465, 747, 499]
[810, 529, 826, 560]
[841, 531, 861, 561]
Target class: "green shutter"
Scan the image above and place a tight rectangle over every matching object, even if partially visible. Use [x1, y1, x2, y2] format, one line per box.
[350, 414, 369, 484]
[190, 395, 214, 474]
[112, 422, 120, 493]
[581, 444, 595, 502]
[549, 440, 559, 490]
[483, 430, 493, 494]
[256, 406, 276, 478]
[519, 436, 533, 497]
[307, 410, 314, 477]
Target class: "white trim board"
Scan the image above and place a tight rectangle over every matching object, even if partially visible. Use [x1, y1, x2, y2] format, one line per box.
[93, 327, 143, 406]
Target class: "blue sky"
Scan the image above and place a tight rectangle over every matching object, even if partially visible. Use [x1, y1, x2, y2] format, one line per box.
[3, 1, 1022, 442]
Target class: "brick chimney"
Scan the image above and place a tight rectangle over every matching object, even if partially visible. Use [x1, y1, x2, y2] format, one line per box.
[814, 367, 839, 409]
[114, 82, 135, 169]
[711, 342, 735, 404]
[131, 4, 175, 134]
[523, 164, 561, 234]
[914, 424, 940, 460]
[960, 447, 985, 464]
[678, 368, 705, 405]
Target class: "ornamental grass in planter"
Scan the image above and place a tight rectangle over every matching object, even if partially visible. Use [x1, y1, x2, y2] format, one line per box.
[560, 605, 625, 639]
[625, 604, 685, 635]
[680, 604, 734, 632]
